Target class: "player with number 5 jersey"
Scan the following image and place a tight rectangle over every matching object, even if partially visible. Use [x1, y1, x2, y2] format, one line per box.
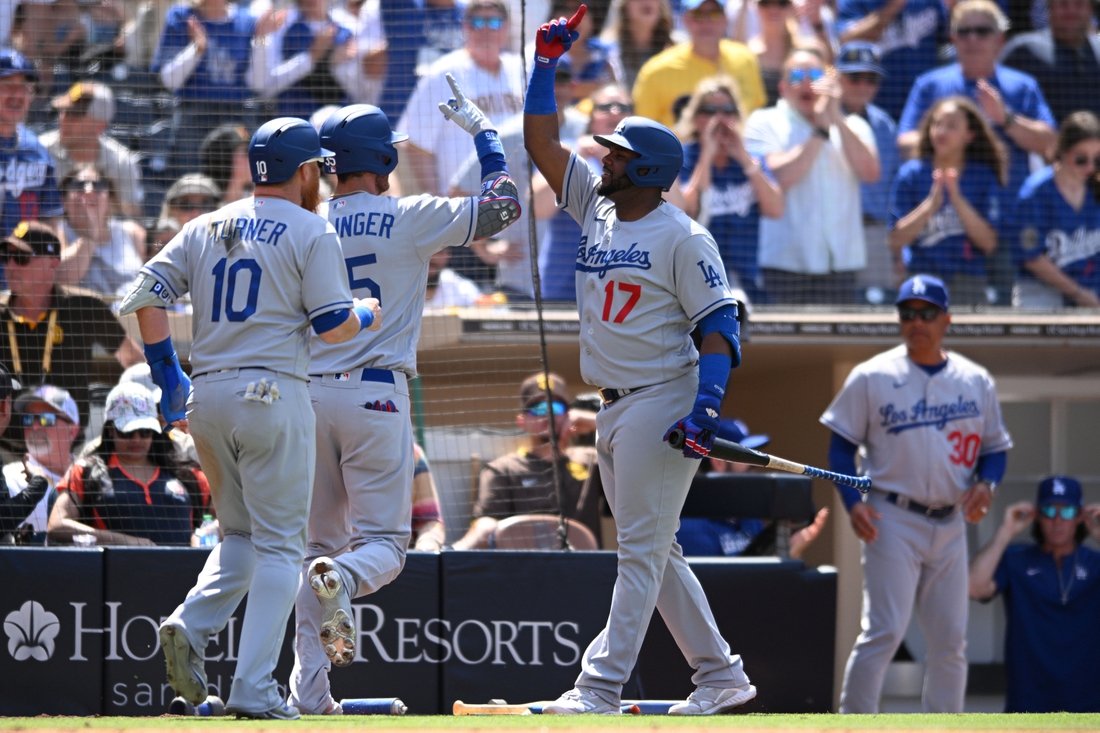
[523, 5, 755, 717]
[120, 118, 380, 720]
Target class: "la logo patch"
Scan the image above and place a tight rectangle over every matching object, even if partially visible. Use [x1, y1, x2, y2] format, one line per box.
[911, 276, 927, 295]
[1053, 479, 1066, 495]
[697, 260, 724, 289]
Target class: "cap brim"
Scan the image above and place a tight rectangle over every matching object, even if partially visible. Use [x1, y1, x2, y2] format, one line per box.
[838, 64, 886, 77]
[593, 133, 635, 153]
[391, 132, 409, 145]
[0, 69, 36, 81]
[741, 435, 770, 449]
[114, 416, 162, 434]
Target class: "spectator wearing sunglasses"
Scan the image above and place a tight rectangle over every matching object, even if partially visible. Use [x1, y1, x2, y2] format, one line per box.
[676, 76, 784, 304]
[0, 365, 53, 538]
[632, 0, 767, 128]
[743, 49, 880, 304]
[38, 83, 145, 220]
[0, 222, 143, 430]
[2, 385, 82, 544]
[55, 166, 147, 298]
[889, 96, 1008, 304]
[48, 382, 211, 546]
[745, 0, 832, 107]
[399, 0, 525, 197]
[969, 475, 1100, 712]
[453, 372, 601, 549]
[157, 174, 223, 233]
[1012, 111, 1100, 307]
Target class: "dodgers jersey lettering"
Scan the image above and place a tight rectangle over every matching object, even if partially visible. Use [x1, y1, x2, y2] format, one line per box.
[141, 196, 353, 379]
[310, 192, 476, 375]
[821, 344, 1012, 506]
[559, 152, 736, 389]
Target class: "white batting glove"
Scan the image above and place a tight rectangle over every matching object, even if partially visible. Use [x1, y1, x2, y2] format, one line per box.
[438, 73, 494, 136]
[244, 378, 281, 405]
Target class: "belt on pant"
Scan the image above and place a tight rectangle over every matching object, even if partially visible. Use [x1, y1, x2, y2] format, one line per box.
[597, 386, 648, 406]
[309, 368, 395, 384]
[885, 492, 956, 520]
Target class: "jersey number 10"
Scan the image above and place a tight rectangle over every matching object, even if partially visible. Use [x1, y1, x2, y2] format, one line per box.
[211, 258, 262, 322]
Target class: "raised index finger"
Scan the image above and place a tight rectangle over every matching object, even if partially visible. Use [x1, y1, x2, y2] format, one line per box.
[565, 4, 587, 30]
[445, 73, 465, 104]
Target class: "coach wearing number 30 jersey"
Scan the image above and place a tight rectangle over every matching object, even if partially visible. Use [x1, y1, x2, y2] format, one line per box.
[821, 274, 1012, 714]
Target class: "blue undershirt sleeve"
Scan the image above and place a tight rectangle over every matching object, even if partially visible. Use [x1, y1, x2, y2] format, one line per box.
[829, 432, 863, 512]
[975, 451, 1007, 484]
[312, 309, 351, 335]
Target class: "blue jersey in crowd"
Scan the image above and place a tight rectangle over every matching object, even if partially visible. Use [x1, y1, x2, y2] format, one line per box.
[837, 0, 946, 118]
[1012, 166, 1100, 297]
[152, 3, 257, 102]
[676, 517, 766, 556]
[0, 127, 63, 237]
[898, 64, 1057, 194]
[889, 158, 1005, 278]
[993, 543, 1100, 713]
[681, 142, 772, 301]
[277, 15, 356, 118]
[377, 0, 427, 125]
[563, 38, 615, 85]
[852, 102, 900, 222]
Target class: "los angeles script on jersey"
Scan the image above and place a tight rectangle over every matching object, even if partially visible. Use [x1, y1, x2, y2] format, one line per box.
[0, 160, 48, 197]
[879, 396, 981, 433]
[575, 235, 651, 277]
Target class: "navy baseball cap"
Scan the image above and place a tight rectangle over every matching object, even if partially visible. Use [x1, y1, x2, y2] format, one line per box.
[896, 274, 950, 311]
[717, 419, 769, 449]
[1037, 476, 1083, 507]
[836, 42, 886, 77]
[0, 49, 36, 81]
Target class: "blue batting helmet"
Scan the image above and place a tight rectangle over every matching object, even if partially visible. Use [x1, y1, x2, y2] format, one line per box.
[593, 116, 684, 191]
[248, 117, 333, 184]
[319, 105, 409, 176]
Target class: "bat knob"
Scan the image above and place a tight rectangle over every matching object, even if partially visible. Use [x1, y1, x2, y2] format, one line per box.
[667, 428, 686, 450]
[856, 477, 872, 494]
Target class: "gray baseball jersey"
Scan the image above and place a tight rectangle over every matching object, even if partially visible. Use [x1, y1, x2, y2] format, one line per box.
[559, 152, 736, 389]
[309, 192, 476, 375]
[820, 344, 1013, 506]
[141, 196, 353, 379]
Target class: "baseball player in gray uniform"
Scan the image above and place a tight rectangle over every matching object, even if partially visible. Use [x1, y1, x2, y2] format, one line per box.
[821, 274, 1012, 713]
[523, 6, 755, 716]
[119, 118, 382, 720]
[288, 88, 520, 715]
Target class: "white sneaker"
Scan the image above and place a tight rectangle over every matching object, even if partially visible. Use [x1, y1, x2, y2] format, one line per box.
[229, 703, 300, 720]
[542, 687, 622, 715]
[668, 683, 757, 715]
[159, 622, 207, 706]
[308, 557, 356, 667]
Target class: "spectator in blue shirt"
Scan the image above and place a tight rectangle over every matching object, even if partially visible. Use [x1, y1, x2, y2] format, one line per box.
[969, 475, 1100, 713]
[550, 0, 615, 102]
[837, 0, 946, 118]
[837, 41, 900, 295]
[897, 0, 1057, 196]
[152, 0, 259, 177]
[889, 96, 1008, 304]
[677, 75, 784, 303]
[1011, 111, 1100, 307]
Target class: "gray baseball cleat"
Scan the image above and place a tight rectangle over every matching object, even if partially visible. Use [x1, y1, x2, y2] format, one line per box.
[542, 687, 622, 714]
[229, 703, 300, 720]
[159, 622, 208, 706]
[308, 557, 356, 667]
[668, 683, 757, 715]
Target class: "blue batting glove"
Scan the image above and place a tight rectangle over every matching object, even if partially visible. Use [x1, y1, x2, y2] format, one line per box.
[144, 337, 192, 424]
[664, 393, 721, 459]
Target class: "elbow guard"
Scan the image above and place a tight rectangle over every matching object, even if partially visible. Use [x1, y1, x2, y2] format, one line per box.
[474, 175, 521, 240]
[119, 273, 176, 316]
[698, 304, 742, 368]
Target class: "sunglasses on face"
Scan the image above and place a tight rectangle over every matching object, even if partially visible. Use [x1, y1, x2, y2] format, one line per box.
[467, 15, 505, 30]
[23, 412, 71, 428]
[955, 25, 996, 38]
[1071, 154, 1100, 168]
[170, 197, 218, 212]
[787, 67, 824, 84]
[1039, 503, 1080, 520]
[116, 427, 156, 439]
[898, 305, 943, 322]
[844, 72, 882, 85]
[696, 103, 739, 116]
[65, 179, 109, 194]
[527, 400, 568, 417]
[594, 101, 633, 114]
[688, 9, 726, 20]
[758, 0, 792, 7]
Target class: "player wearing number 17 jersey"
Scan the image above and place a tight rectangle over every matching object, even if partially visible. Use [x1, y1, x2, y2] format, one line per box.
[287, 90, 520, 715]
[120, 118, 380, 720]
[523, 5, 755, 717]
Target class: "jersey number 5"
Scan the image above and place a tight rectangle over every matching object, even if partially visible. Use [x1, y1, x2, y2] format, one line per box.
[346, 253, 381, 304]
[211, 258, 262, 322]
[947, 431, 981, 468]
[601, 281, 641, 323]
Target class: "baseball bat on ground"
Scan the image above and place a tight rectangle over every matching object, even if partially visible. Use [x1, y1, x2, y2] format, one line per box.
[668, 428, 871, 493]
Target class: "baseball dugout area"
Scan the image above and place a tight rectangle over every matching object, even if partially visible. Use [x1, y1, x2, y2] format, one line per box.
[0, 547, 835, 716]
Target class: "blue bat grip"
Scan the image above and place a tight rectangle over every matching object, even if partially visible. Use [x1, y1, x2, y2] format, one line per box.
[801, 464, 872, 493]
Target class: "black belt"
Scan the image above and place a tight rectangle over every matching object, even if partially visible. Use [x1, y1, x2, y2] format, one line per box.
[309, 368, 395, 384]
[886, 492, 956, 520]
[597, 386, 649, 406]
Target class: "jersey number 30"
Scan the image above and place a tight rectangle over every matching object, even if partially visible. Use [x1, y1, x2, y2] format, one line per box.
[947, 431, 981, 468]
[211, 258, 262, 322]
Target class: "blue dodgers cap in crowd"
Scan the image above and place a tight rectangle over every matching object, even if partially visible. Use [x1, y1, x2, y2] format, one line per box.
[683, 0, 725, 10]
[896, 274, 950, 311]
[0, 49, 36, 80]
[1037, 476, 1083, 507]
[717, 419, 769, 449]
[836, 42, 886, 76]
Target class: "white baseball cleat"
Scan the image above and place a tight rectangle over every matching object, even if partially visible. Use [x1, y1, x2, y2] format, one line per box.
[542, 687, 622, 715]
[308, 557, 356, 667]
[228, 703, 300, 720]
[668, 683, 757, 715]
[159, 622, 208, 706]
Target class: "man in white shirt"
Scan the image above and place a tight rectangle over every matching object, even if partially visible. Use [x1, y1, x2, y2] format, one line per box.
[743, 49, 880, 304]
